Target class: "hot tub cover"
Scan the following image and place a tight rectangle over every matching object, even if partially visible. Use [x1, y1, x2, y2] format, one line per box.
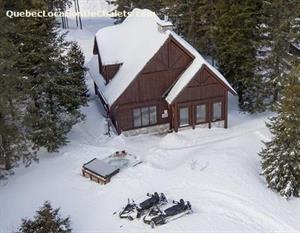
[83, 158, 119, 179]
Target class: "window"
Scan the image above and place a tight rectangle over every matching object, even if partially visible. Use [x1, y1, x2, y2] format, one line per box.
[212, 102, 222, 121]
[133, 106, 157, 128]
[141, 107, 149, 126]
[196, 104, 206, 123]
[179, 107, 189, 127]
[133, 109, 142, 128]
[149, 106, 157, 124]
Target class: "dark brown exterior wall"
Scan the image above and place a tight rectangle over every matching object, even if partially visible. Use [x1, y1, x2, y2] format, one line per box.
[111, 38, 194, 132]
[102, 64, 122, 84]
[172, 66, 228, 131]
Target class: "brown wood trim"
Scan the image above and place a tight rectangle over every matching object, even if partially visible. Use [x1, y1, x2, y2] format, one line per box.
[177, 104, 191, 128]
[203, 65, 236, 95]
[171, 64, 236, 104]
[173, 104, 178, 132]
[171, 65, 204, 104]
[176, 96, 225, 106]
[175, 96, 226, 130]
[210, 99, 225, 122]
[194, 102, 209, 125]
[168, 35, 196, 60]
[111, 35, 196, 109]
[116, 99, 163, 110]
[224, 93, 228, 128]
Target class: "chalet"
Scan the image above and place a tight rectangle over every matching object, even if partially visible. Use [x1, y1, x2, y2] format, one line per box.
[89, 9, 236, 135]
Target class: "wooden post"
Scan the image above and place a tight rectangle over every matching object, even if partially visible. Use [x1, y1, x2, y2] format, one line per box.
[191, 105, 195, 129]
[208, 103, 211, 129]
[224, 93, 228, 129]
[168, 105, 172, 130]
[173, 105, 178, 132]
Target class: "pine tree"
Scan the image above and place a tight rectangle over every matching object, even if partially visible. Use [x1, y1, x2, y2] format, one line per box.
[65, 42, 89, 99]
[0, 0, 88, 177]
[165, 0, 217, 59]
[18, 201, 72, 233]
[9, 1, 88, 152]
[260, 0, 300, 105]
[214, 0, 266, 113]
[260, 63, 300, 198]
[0, 0, 38, 178]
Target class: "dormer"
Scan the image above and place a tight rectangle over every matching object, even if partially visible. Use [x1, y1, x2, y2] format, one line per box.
[102, 63, 123, 84]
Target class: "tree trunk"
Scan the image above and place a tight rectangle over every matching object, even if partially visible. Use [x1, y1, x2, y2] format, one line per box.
[0, 134, 11, 170]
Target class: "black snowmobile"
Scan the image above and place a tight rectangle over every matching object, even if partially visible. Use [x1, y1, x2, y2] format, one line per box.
[143, 199, 192, 228]
[118, 192, 167, 221]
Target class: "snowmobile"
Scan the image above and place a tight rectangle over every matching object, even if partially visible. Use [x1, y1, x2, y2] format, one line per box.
[143, 199, 192, 228]
[118, 192, 167, 221]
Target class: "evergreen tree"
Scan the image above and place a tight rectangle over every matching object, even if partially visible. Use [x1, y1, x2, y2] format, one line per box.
[260, 63, 300, 198]
[5, 1, 88, 152]
[0, 0, 37, 178]
[214, 0, 266, 113]
[18, 201, 72, 233]
[260, 0, 300, 105]
[0, 0, 87, 176]
[65, 42, 89, 99]
[165, 0, 217, 59]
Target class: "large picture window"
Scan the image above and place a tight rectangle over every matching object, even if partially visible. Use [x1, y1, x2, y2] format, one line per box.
[212, 102, 222, 121]
[196, 104, 206, 123]
[179, 107, 189, 127]
[133, 106, 157, 128]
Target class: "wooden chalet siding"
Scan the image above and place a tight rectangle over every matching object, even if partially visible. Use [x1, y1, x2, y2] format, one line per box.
[175, 66, 227, 102]
[111, 38, 194, 132]
[172, 66, 228, 131]
[112, 101, 169, 131]
[102, 64, 122, 84]
[93, 38, 99, 55]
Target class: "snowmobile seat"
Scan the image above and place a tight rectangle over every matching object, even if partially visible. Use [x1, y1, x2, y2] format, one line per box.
[164, 199, 186, 216]
[139, 193, 159, 210]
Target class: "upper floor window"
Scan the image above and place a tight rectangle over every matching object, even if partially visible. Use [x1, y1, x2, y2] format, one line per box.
[133, 106, 157, 128]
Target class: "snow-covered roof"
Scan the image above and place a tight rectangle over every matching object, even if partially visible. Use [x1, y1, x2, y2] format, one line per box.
[292, 42, 300, 50]
[93, 8, 236, 106]
[158, 21, 173, 27]
[165, 32, 237, 103]
[86, 55, 109, 103]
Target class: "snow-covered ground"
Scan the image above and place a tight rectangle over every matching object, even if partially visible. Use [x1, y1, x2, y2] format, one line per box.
[1, 1, 300, 232]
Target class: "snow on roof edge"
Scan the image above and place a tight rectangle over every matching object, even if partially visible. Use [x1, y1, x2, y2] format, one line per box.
[95, 9, 171, 106]
[93, 8, 236, 106]
[165, 32, 236, 104]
